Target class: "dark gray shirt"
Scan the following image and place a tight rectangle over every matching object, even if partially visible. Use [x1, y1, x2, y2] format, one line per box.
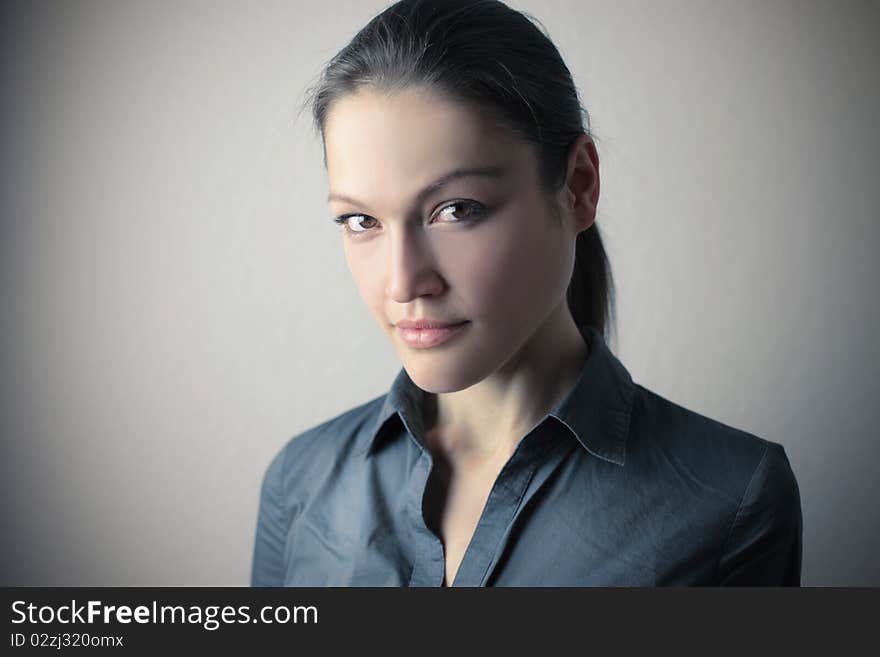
[251, 326, 802, 586]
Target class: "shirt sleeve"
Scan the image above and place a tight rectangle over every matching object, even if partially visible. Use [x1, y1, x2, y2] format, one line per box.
[716, 442, 803, 586]
[250, 448, 289, 587]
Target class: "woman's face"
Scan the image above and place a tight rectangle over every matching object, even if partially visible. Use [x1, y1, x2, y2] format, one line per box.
[324, 87, 581, 393]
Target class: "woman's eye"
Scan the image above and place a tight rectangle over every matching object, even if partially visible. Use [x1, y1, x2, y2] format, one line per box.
[435, 200, 486, 222]
[333, 200, 485, 238]
[334, 214, 377, 235]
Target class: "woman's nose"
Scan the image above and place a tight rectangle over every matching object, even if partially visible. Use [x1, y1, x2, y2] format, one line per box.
[384, 227, 444, 302]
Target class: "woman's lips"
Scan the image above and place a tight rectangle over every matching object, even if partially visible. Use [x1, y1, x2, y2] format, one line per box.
[396, 321, 470, 348]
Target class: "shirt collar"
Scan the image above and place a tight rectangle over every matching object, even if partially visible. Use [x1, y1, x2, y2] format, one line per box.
[356, 325, 634, 466]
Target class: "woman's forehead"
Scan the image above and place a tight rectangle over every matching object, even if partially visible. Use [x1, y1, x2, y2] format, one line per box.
[323, 88, 531, 190]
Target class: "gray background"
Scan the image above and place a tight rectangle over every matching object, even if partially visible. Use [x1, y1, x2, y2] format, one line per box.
[2, 0, 878, 585]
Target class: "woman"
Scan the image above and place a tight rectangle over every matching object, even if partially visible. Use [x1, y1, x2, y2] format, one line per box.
[251, 0, 802, 586]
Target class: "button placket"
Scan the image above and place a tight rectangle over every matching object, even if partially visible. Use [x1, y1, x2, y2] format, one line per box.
[407, 451, 445, 586]
[448, 424, 568, 587]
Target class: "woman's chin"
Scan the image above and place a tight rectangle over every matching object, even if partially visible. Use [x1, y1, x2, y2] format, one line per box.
[401, 357, 485, 394]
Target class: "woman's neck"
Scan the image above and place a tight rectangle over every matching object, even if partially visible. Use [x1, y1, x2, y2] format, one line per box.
[423, 300, 589, 470]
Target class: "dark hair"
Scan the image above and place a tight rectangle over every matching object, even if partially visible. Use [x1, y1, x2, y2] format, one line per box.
[304, 0, 615, 341]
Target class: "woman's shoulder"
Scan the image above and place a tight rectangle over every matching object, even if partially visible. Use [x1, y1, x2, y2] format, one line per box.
[260, 392, 388, 488]
[622, 382, 803, 585]
[627, 382, 800, 505]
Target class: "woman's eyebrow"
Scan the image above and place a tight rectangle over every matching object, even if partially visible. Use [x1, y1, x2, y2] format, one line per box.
[327, 165, 508, 208]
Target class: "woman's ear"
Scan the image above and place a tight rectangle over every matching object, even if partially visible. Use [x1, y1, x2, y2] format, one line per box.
[563, 134, 600, 233]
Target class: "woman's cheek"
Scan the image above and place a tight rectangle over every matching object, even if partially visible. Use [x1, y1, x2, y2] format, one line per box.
[445, 228, 531, 322]
[344, 247, 380, 308]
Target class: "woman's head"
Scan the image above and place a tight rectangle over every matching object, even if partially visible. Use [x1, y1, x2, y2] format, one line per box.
[306, 0, 615, 391]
